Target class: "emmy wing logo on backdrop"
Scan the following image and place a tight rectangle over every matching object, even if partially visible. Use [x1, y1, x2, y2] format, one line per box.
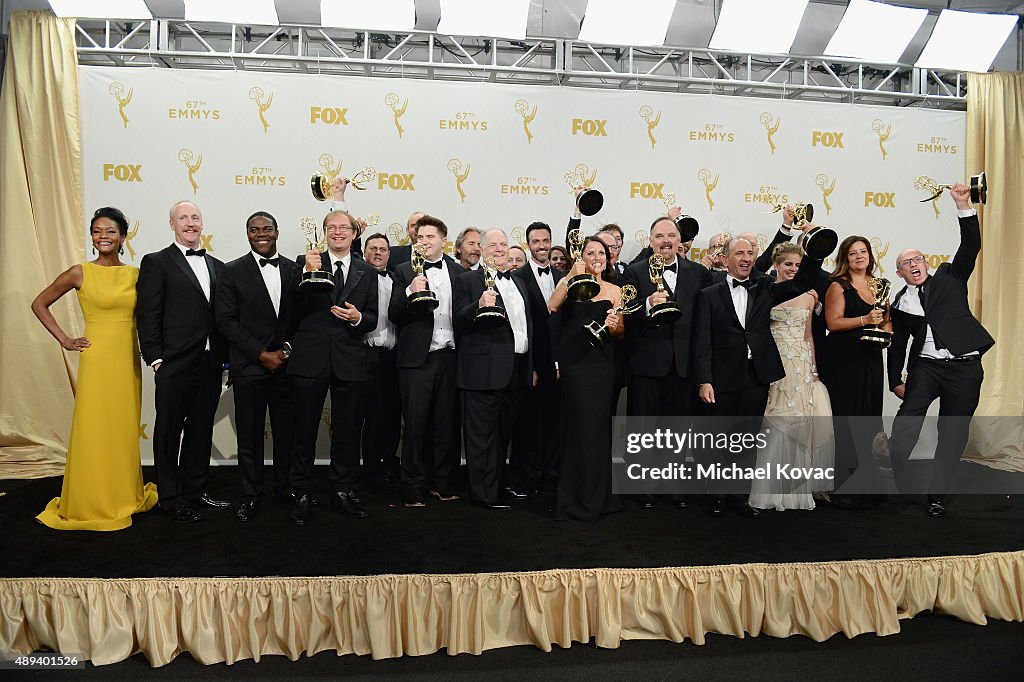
[448, 158, 470, 203]
[249, 87, 273, 133]
[511, 226, 527, 249]
[697, 168, 719, 211]
[872, 118, 891, 160]
[816, 173, 836, 214]
[871, 237, 890, 274]
[760, 112, 780, 155]
[385, 92, 408, 138]
[388, 222, 410, 246]
[639, 105, 661, 149]
[178, 148, 202, 194]
[515, 99, 537, 144]
[124, 221, 140, 260]
[108, 81, 133, 128]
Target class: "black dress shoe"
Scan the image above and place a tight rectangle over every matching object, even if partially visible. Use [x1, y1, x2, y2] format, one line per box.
[927, 501, 946, 517]
[709, 497, 726, 517]
[739, 503, 761, 519]
[236, 500, 259, 522]
[168, 504, 203, 523]
[502, 486, 529, 500]
[472, 500, 511, 510]
[671, 495, 688, 509]
[639, 495, 656, 509]
[196, 493, 231, 509]
[330, 491, 368, 519]
[290, 494, 311, 527]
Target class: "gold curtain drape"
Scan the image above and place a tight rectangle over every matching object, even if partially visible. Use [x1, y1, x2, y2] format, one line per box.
[0, 11, 84, 478]
[964, 72, 1024, 472]
[1, 553, 1023, 667]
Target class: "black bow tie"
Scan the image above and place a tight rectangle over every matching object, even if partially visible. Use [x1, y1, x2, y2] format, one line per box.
[663, 262, 677, 273]
[185, 248, 206, 257]
[259, 257, 279, 267]
[423, 260, 443, 271]
[377, 269, 389, 278]
[732, 278, 753, 289]
[496, 271, 513, 280]
[537, 266, 550, 276]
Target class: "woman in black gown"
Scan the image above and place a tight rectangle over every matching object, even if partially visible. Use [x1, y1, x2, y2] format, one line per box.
[548, 237, 624, 521]
[823, 235, 891, 506]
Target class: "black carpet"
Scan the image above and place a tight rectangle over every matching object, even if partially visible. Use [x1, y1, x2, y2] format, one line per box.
[2, 465, 1022, 579]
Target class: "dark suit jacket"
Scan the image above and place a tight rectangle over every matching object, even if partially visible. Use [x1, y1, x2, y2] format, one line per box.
[513, 263, 564, 373]
[693, 256, 822, 391]
[453, 268, 534, 391]
[215, 253, 301, 377]
[389, 255, 465, 369]
[887, 213, 994, 389]
[286, 251, 378, 381]
[137, 244, 226, 377]
[620, 256, 713, 378]
[390, 244, 412, 267]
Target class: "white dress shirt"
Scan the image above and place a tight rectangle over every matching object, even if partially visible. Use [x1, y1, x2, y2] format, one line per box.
[530, 258, 555, 302]
[726, 274, 753, 359]
[251, 251, 281, 316]
[406, 258, 455, 351]
[327, 251, 351, 286]
[178, 241, 211, 352]
[493, 270, 529, 354]
[365, 270, 397, 349]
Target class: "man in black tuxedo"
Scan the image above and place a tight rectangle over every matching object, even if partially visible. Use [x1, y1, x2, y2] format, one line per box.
[754, 206, 831, 369]
[512, 221, 563, 493]
[389, 215, 465, 507]
[887, 183, 994, 517]
[455, 229, 535, 509]
[359, 232, 401, 492]
[693, 236, 822, 518]
[215, 211, 299, 522]
[455, 227, 482, 271]
[621, 214, 712, 509]
[137, 200, 229, 523]
[597, 225, 627, 278]
[388, 211, 425, 267]
[287, 209, 378, 526]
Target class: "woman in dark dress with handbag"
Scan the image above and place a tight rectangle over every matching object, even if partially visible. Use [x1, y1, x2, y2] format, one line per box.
[548, 237, 625, 521]
[824, 235, 891, 507]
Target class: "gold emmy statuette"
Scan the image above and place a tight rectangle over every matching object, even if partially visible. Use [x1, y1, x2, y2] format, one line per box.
[914, 172, 987, 206]
[565, 228, 600, 301]
[662, 192, 700, 241]
[766, 201, 838, 259]
[311, 166, 377, 201]
[407, 243, 440, 314]
[299, 217, 335, 291]
[860, 278, 893, 347]
[647, 253, 682, 325]
[475, 256, 508, 326]
[563, 164, 604, 216]
[584, 284, 642, 349]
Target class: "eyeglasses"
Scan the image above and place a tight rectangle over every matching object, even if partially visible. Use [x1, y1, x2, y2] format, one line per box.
[897, 255, 925, 268]
[326, 225, 355, 235]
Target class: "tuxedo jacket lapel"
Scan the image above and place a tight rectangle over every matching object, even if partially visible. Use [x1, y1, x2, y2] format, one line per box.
[336, 260, 364, 304]
[245, 255, 278, 319]
[168, 245, 207, 301]
[718, 283, 742, 329]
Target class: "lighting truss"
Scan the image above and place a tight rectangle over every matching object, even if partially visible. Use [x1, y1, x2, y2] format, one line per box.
[71, 18, 970, 109]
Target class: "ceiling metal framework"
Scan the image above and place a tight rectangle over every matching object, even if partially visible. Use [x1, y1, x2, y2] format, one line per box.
[73, 18, 968, 109]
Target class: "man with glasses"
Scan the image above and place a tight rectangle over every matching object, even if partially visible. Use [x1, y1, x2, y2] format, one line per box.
[287, 209, 379, 526]
[887, 183, 994, 517]
[597, 225, 626, 277]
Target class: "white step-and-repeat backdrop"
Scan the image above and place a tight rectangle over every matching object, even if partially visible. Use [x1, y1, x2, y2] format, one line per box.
[79, 66, 967, 464]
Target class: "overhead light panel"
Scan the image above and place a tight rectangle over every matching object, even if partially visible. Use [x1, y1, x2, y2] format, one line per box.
[49, 0, 152, 20]
[436, 0, 531, 40]
[183, 0, 279, 26]
[709, 0, 810, 54]
[915, 9, 1017, 72]
[577, 0, 677, 47]
[320, 0, 417, 32]
[825, 0, 927, 64]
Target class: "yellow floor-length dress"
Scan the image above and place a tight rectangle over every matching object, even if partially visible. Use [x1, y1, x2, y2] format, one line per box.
[36, 262, 158, 530]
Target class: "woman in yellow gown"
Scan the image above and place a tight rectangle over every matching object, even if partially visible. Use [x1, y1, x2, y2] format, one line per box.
[31, 207, 158, 530]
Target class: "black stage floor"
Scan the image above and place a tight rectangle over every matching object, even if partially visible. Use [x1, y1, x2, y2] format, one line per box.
[2, 465, 1023, 579]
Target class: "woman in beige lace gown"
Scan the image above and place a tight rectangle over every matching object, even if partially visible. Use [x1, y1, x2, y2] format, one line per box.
[749, 243, 834, 511]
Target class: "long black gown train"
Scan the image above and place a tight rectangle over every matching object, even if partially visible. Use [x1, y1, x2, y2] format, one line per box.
[553, 299, 622, 521]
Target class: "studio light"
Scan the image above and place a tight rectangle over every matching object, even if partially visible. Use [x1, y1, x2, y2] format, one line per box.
[915, 9, 1017, 72]
[709, 0, 810, 54]
[577, 0, 677, 47]
[824, 0, 928, 64]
